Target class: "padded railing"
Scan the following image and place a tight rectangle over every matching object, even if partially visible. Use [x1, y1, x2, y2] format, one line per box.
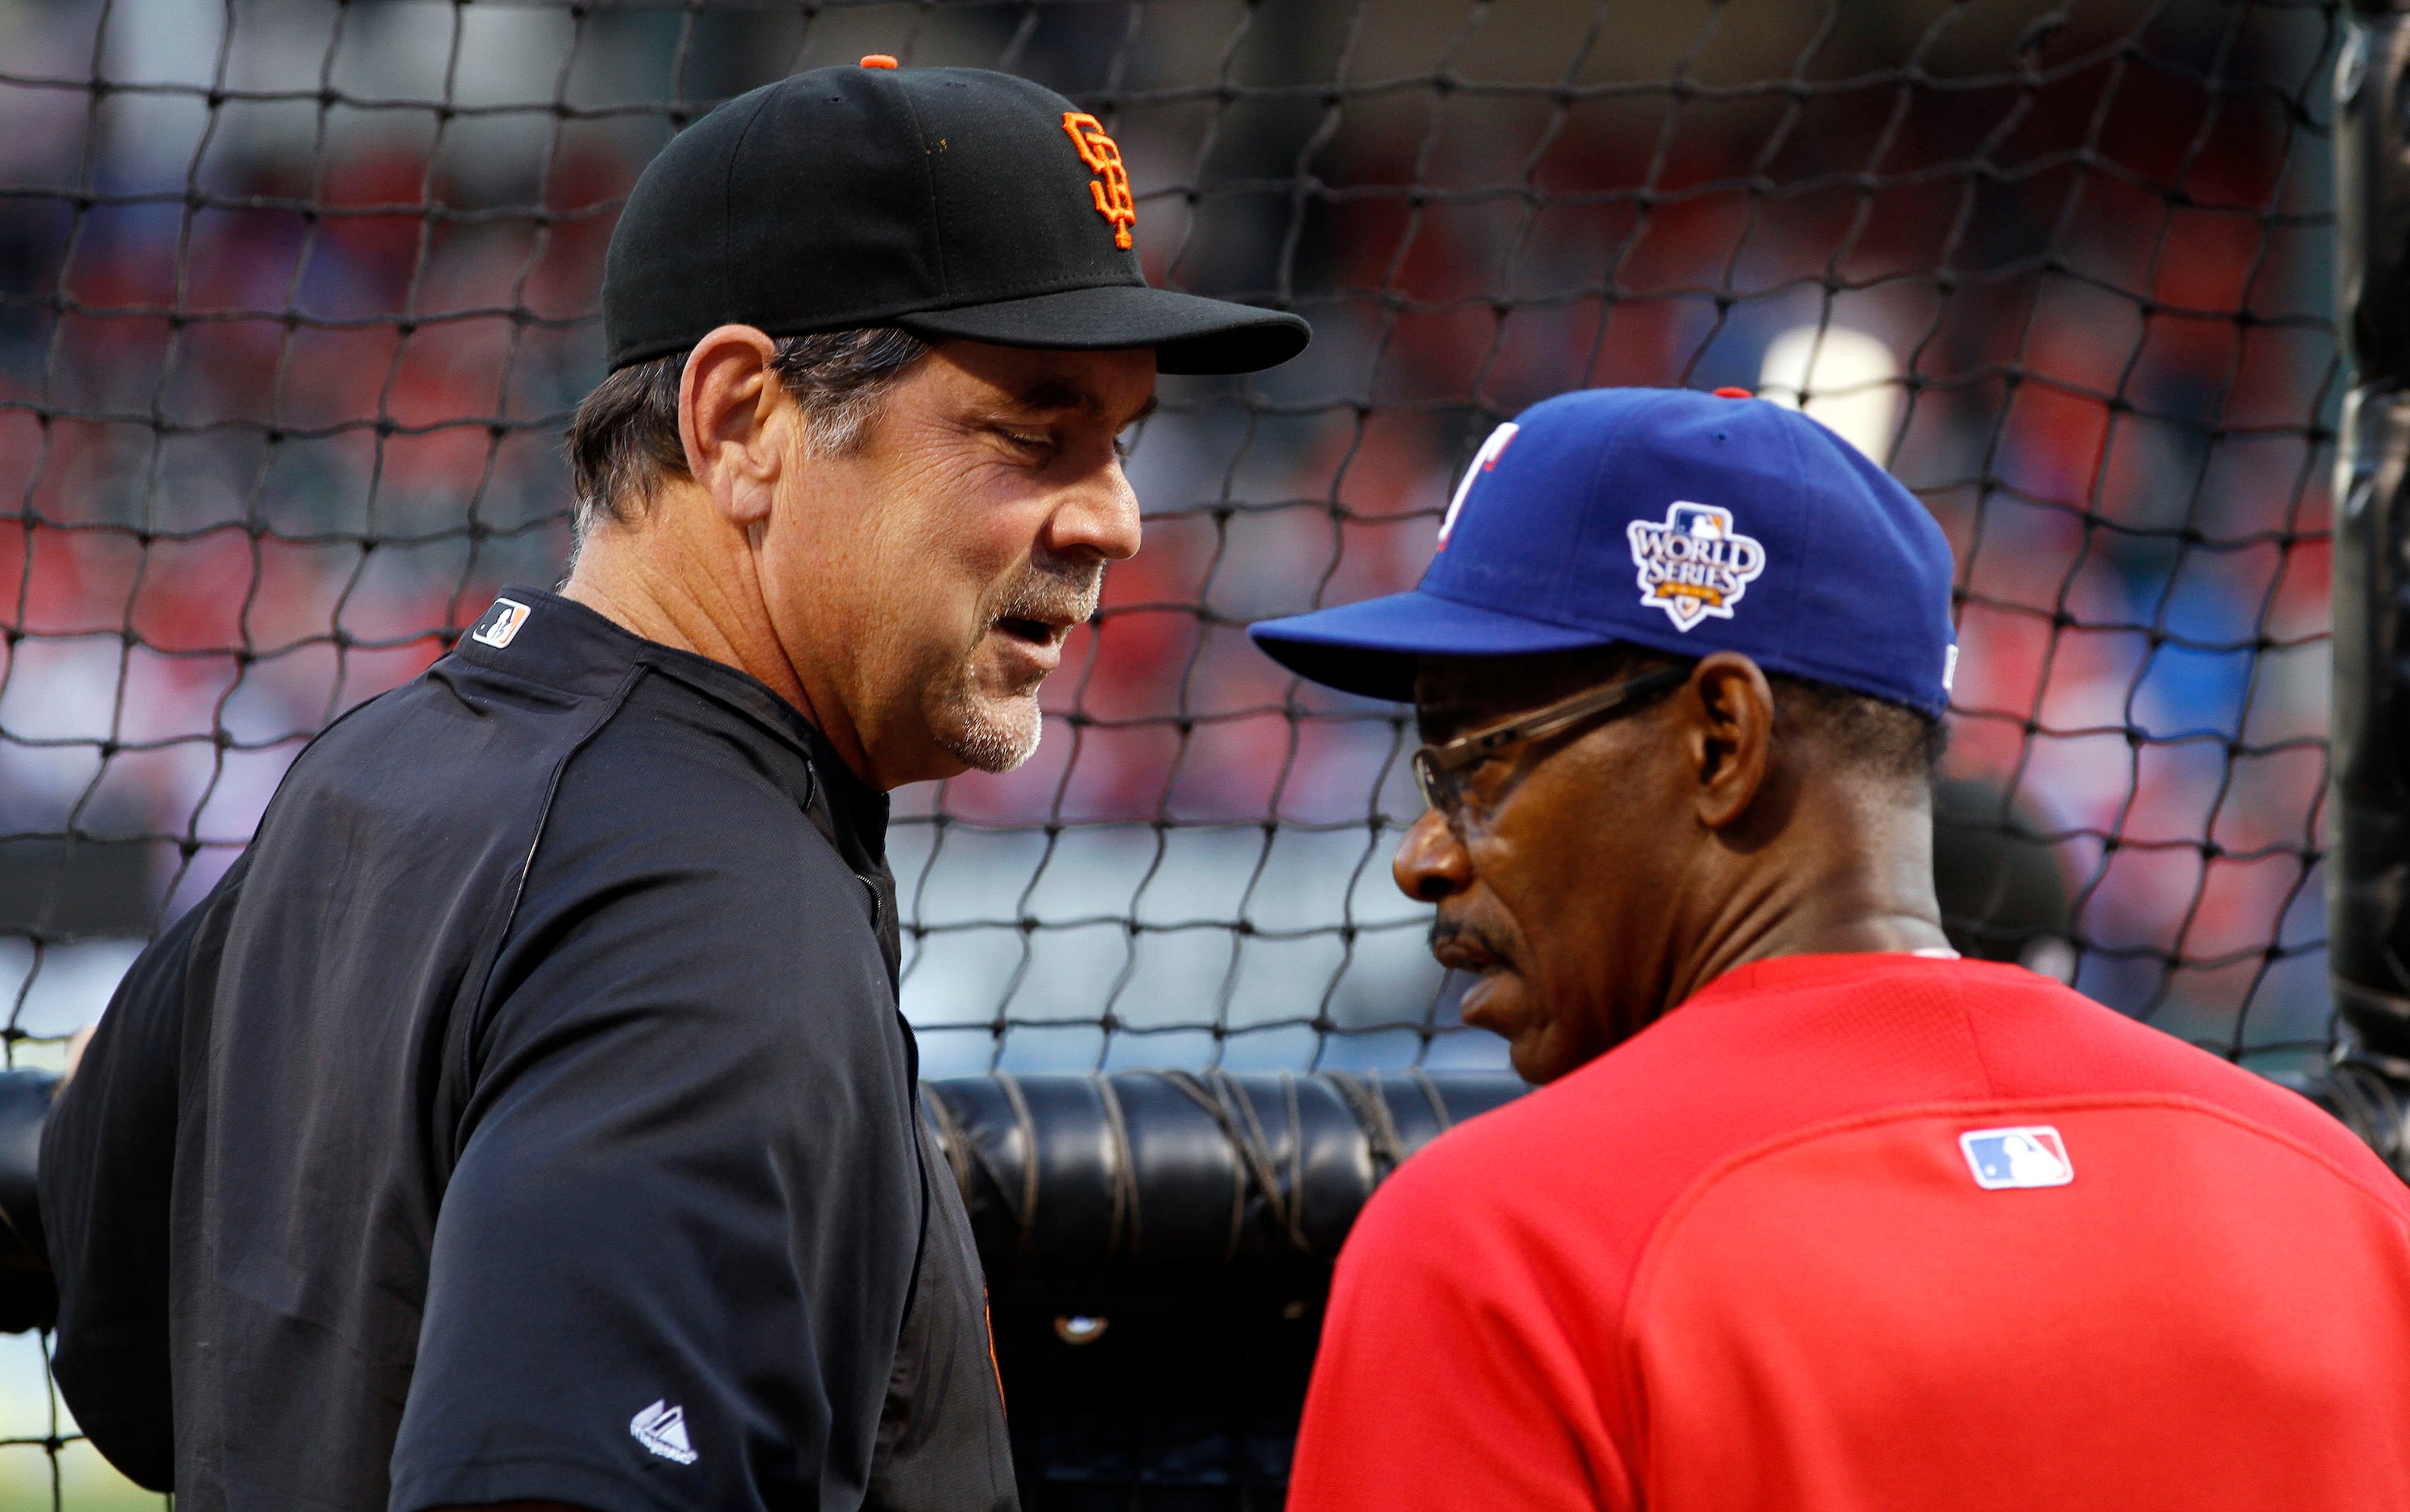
[0, 1068, 1527, 1330]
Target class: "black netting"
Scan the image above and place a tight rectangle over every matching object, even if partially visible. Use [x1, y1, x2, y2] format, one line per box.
[0, 0, 2346, 1503]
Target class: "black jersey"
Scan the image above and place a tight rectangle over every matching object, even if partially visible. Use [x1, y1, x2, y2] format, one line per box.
[40, 588, 1015, 1512]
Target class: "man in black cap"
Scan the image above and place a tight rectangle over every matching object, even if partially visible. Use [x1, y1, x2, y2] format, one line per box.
[39, 63, 1304, 1512]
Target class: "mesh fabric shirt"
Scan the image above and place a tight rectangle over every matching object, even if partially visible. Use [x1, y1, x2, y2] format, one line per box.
[39, 589, 1015, 1512]
[1288, 953, 2410, 1511]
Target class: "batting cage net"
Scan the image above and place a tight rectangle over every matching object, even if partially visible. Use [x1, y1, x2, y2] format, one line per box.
[0, 0, 2348, 1505]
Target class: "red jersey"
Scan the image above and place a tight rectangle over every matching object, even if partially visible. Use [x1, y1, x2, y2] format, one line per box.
[1288, 953, 2410, 1511]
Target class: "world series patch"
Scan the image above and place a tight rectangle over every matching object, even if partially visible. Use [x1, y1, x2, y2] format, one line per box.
[1626, 501, 1767, 630]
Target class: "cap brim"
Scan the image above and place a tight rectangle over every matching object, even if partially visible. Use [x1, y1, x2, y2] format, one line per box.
[1248, 590, 1614, 702]
[899, 284, 1309, 375]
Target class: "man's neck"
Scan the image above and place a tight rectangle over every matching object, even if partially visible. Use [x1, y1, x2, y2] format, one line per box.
[559, 513, 875, 783]
[1658, 784, 1953, 1010]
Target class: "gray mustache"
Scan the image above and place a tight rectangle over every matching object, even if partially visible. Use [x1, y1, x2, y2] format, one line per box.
[990, 564, 1103, 629]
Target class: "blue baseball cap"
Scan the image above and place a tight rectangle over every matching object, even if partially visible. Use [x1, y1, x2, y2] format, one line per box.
[1247, 386, 1958, 716]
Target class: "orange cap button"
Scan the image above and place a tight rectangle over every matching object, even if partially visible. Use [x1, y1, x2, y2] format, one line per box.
[1712, 386, 1753, 399]
[859, 54, 899, 68]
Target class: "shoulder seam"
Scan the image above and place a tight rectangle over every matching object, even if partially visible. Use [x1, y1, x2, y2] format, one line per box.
[1615, 1090, 2409, 1482]
[444, 662, 651, 1163]
[1635, 1092, 2410, 1291]
[1951, 971, 2002, 1097]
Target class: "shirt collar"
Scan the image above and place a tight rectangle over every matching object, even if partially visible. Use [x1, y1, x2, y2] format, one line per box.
[1686, 948, 1988, 1007]
[453, 585, 891, 870]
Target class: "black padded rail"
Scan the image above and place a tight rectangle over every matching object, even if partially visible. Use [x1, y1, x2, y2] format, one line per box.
[2334, 0, 2410, 1113]
[0, 1067, 1523, 1332]
[0, 1069, 55, 1332]
[921, 1072, 1525, 1308]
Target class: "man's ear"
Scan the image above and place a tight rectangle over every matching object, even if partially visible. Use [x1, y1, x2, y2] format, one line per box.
[1680, 651, 1776, 830]
[678, 324, 790, 530]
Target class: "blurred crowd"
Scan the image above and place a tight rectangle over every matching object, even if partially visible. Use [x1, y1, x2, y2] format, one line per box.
[0, 0, 2343, 1067]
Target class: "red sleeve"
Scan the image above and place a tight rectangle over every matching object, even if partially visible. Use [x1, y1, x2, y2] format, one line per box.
[1286, 1159, 1634, 1512]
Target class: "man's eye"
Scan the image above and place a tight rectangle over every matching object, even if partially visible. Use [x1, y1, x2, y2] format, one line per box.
[994, 427, 1052, 455]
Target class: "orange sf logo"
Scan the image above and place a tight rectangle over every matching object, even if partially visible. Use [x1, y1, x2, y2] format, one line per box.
[1060, 112, 1136, 250]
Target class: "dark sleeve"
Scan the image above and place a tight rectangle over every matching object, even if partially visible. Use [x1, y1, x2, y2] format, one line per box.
[866, 1113, 1016, 1512]
[40, 868, 237, 1493]
[387, 782, 932, 1512]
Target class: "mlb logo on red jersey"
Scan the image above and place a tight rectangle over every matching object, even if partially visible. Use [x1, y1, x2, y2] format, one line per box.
[1957, 1126, 2072, 1190]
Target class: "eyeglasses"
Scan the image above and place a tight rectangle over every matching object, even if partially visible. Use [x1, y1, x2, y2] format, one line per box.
[1409, 666, 1691, 820]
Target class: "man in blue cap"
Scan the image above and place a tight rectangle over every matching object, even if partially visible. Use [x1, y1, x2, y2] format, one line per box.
[1253, 389, 2410, 1510]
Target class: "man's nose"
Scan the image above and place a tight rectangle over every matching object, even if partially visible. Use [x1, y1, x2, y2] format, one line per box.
[1394, 808, 1474, 903]
[1050, 459, 1142, 562]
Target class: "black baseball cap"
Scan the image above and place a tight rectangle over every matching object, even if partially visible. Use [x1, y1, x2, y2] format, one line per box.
[602, 61, 1311, 376]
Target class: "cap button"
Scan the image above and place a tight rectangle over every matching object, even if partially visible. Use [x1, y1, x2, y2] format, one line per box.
[1711, 386, 1753, 399]
[859, 54, 899, 68]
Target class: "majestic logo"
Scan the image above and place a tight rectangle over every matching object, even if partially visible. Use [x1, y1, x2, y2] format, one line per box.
[1626, 502, 1766, 630]
[469, 597, 530, 649]
[1436, 423, 1518, 552]
[630, 1398, 698, 1464]
[1958, 1126, 2073, 1191]
[1061, 113, 1137, 249]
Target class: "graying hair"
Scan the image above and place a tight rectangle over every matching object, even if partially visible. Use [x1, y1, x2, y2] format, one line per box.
[565, 326, 932, 537]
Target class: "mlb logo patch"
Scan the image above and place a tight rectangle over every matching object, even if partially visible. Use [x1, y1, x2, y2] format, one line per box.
[470, 597, 531, 650]
[1957, 1126, 2072, 1190]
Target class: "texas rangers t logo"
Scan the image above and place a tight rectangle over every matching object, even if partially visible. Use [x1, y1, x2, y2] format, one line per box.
[1436, 422, 1518, 552]
[1060, 113, 1137, 249]
[1626, 502, 1767, 630]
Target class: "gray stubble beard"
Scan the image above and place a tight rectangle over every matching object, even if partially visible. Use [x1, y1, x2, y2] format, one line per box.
[930, 559, 1102, 775]
[935, 679, 1044, 774]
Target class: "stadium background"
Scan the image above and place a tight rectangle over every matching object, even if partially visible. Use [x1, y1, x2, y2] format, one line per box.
[0, 0, 2345, 1503]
